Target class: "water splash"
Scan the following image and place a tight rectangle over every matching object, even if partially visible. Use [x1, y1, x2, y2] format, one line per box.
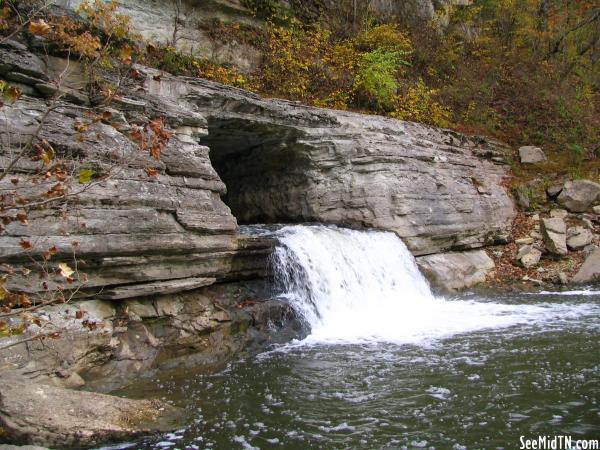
[271, 225, 598, 345]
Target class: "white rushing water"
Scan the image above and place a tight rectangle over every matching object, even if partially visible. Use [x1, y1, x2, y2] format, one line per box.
[271, 225, 599, 345]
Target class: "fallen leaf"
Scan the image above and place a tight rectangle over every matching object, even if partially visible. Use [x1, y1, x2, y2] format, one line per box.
[4, 85, 21, 103]
[28, 19, 51, 36]
[57, 262, 74, 278]
[119, 45, 133, 65]
[19, 239, 33, 250]
[16, 213, 28, 225]
[148, 118, 163, 133]
[78, 169, 94, 184]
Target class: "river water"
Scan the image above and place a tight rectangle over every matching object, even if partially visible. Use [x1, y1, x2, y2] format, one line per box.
[113, 225, 600, 450]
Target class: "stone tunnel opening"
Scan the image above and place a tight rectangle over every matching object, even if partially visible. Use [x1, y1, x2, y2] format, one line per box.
[201, 117, 315, 225]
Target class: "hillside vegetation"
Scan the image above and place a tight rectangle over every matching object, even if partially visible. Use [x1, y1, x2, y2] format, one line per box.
[2, 0, 599, 182]
[176, 0, 600, 181]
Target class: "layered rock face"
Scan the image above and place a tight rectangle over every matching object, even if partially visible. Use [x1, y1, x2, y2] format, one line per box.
[0, 41, 270, 300]
[146, 72, 515, 256]
[52, 0, 262, 72]
[1, 38, 515, 299]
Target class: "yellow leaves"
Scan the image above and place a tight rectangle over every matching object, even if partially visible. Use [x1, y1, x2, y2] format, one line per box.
[78, 169, 94, 184]
[78, 0, 135, 41]
[0, 80, 21, 107]
[0, 277, 7, 302]
[41, 147, 55, 165]
[28, 19, 51, 36]
[118, 45, 133, 65]
[356, 24, 413, 54]
[390, 79, 451, 128]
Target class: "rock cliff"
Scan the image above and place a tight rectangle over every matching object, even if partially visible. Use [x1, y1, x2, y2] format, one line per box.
[0, 28, 515, 449]
[160, 72, 515, 256]
[0, 38, 515, 300]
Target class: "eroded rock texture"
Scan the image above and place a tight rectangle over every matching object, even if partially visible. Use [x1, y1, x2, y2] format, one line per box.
[0, 42, 273, 299]
[0, 40, 515, 303]
[52, 0, 262, 72]
[143, 70, 515, 255]
[0, 375, 183, 448]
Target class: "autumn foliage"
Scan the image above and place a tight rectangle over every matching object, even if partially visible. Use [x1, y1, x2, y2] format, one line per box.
[0, 1, 173, 345]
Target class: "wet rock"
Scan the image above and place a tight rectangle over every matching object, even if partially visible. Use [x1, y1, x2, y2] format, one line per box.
[516, 245, 542, 269]
[572, 248, 600, 284]
[518, 146, 546, 164]
[566, 226, 594, 251]
[416, 250, 495, 291]
[557, 180, 600, 212]
[0, 376, 182, 448]
[541, 218, 567, 256]
[0, 281, 299, 394]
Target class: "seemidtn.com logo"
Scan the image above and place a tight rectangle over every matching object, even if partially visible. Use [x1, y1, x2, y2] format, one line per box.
[519, 436, 600, 450]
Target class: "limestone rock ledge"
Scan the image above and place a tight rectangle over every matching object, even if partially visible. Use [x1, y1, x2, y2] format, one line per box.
[0, 281, 300, 394]
[417, 250, 496, 291]
[144, 68, 515, 256]
[0, 40, 271, 299]
[0, 39, 515, 299]
[0, 376, 183, 449]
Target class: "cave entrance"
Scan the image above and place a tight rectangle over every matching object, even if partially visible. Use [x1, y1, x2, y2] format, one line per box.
[201, 117, 314, 224]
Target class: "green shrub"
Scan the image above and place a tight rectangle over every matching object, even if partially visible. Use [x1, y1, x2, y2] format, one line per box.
[354, 49, 410, 110]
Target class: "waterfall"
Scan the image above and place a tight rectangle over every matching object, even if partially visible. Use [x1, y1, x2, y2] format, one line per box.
[270, 225, 598, 345]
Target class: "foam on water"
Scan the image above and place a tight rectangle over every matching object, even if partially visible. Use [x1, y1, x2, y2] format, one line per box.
[271, 225, 598, 345]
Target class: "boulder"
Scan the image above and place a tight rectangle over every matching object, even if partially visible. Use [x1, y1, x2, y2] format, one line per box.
[572, 248, 600, 284]
[516, 245, 542, 269]
[557, 180, 600, 212]
[549, 209, 568, 219]
[546, 184, 563, 199]
[566, 226, 594, 251]
[0, 377, 183, 448]
[416, 250, 495, 291]
[593, 205, 600, 215]
[518, 146, 546, 164]
[541, 218, 567, 256]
